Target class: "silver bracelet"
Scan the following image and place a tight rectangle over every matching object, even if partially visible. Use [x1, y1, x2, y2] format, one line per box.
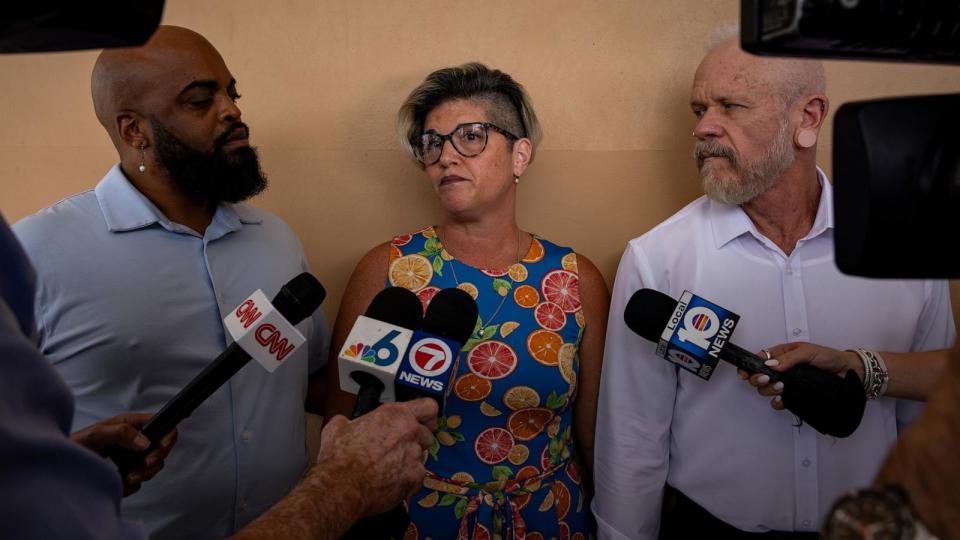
[852, 348, 888, 400]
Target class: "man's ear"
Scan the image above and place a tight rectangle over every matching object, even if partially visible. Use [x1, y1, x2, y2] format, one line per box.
[794, 95, 829, 149]
[117, 111, 149, 150]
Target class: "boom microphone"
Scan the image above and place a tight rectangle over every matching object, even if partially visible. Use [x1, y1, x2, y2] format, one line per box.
[111, 272, 325, 472]
[624, 288, 866, 438]
[395, 287, 478, 415]
[336, 287, 423, 418]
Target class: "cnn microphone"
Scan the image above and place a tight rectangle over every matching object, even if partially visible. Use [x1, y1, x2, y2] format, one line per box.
[395, 287, 478, 415]
[111, 272, 326, 473]
[336, 287, 423, 418]
[624, 288, 866, 438]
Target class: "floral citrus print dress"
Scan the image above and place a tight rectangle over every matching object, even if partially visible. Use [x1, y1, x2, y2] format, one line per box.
[387, 226, 593, 540]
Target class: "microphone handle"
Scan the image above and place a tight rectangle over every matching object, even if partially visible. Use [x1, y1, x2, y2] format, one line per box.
[723, 342, 847, 387]
[725, 342, 866, 437]
[343, 505, 410, 540]
[109, 344, 251, 473]
[345, 374, 410, 539]
[351, 372, 386, 419]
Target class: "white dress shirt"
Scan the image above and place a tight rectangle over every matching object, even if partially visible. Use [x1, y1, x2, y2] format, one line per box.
[592, 171, 955, 539]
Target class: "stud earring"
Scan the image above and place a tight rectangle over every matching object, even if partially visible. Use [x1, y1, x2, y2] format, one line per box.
[138, 142, 147, 173]
[513, 176, 520, 185]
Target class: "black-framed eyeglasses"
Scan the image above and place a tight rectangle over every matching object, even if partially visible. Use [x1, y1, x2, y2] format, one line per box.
[414, 122, 520, 165]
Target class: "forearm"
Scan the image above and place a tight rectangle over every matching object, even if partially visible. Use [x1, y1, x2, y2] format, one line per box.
[229, 464, 363, 540]
[874, 347, 960, 538]
[880, 350, 948, 401]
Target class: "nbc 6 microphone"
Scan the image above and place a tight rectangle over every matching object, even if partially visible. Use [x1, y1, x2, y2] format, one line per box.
[111, 272, 326, 474]
[624, 288, 867, 438]
[345, 288, 478, 540]
[336, 287, 424, 418]
[395, 287, 478, 414]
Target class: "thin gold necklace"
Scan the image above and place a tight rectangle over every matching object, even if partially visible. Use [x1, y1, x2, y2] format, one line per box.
[438, 226, 523, 340]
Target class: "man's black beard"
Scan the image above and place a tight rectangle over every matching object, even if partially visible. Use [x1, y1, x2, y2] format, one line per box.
[151, 119, 268, 204]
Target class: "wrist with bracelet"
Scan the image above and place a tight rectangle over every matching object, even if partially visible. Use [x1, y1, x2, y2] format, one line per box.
[847, 348, 889, 400]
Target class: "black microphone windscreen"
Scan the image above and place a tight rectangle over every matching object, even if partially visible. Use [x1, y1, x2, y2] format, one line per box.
[624, 288, 677, 342]
[366, 287, 424, 330]
[423, 288, 479, 346]
[272, 272, 326, 325]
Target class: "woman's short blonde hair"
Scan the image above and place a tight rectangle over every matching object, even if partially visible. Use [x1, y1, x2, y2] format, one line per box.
[397, 62, 542, 168]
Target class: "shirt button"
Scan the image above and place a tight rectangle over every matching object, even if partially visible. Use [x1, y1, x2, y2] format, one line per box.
[802, 459, 811, 467]
[242, 430, 252, 442]
[786, 267, 793, 275]
[792, 328, 803, 336]
[802, 519, 811, 527]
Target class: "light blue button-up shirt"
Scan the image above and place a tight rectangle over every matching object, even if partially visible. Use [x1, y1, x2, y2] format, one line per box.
[593, 171, 955, 539]
[14, 164, 330, 540]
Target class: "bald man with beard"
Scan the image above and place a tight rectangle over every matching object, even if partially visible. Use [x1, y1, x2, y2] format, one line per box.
[592, 30, 954, 539]
[12, 26, 340, 538]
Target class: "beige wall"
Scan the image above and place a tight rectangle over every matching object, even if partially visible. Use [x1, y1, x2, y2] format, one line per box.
[3, 0, 960, 327]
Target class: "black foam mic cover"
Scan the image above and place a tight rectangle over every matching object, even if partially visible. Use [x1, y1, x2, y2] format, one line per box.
[422, 287, 479, 345]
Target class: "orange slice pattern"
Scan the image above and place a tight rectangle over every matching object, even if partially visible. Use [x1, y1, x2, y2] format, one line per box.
[526, 329, 564, 366]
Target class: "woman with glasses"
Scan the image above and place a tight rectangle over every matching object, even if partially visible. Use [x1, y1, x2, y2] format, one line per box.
[324, 63, 608, 539]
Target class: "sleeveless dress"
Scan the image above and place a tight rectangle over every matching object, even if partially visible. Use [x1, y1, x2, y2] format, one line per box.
[387, 226, 594, 540]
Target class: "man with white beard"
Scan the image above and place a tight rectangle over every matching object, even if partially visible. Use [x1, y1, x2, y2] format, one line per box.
[591, 30, 954, 539]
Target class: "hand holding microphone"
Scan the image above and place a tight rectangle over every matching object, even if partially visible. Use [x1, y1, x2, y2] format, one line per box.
[740, 342, 866, 410]
[71, 412, 178, 496]
[110, 272, 326, 475]
[624, 288, 867, 438]
[317, 398, 439, 518]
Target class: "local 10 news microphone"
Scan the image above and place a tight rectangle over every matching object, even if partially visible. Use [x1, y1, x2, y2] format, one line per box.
[111, 272, 326, 473]
[624, 288, 866, 438]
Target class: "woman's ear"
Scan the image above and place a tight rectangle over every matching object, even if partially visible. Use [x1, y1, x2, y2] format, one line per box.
[513, 138, 533, 177]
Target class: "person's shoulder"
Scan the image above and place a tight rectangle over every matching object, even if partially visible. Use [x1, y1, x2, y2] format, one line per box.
[235, 204, 294, 233]
[13, 190, 100, 247]
[627, 196, 711, 253]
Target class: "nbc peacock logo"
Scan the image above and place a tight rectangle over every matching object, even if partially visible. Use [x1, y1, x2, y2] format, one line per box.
[344, 342, 377, 364]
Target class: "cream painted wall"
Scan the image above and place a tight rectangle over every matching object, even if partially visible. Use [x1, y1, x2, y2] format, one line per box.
[3, 0, 959, 328]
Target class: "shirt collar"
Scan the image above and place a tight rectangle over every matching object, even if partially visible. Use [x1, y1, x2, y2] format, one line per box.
[709, 166, 833, 249]
[94, 163, 263, 234]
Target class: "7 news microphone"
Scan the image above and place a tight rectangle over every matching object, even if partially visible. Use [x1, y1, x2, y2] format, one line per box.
[110, 272, 326, 474]
[337, 287, 477, 540]
[624, 288, 866, 438]
[394, 287, 478, 414]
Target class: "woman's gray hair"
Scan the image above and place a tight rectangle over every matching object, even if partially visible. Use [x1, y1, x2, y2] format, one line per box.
[397, 62, 542, 168]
